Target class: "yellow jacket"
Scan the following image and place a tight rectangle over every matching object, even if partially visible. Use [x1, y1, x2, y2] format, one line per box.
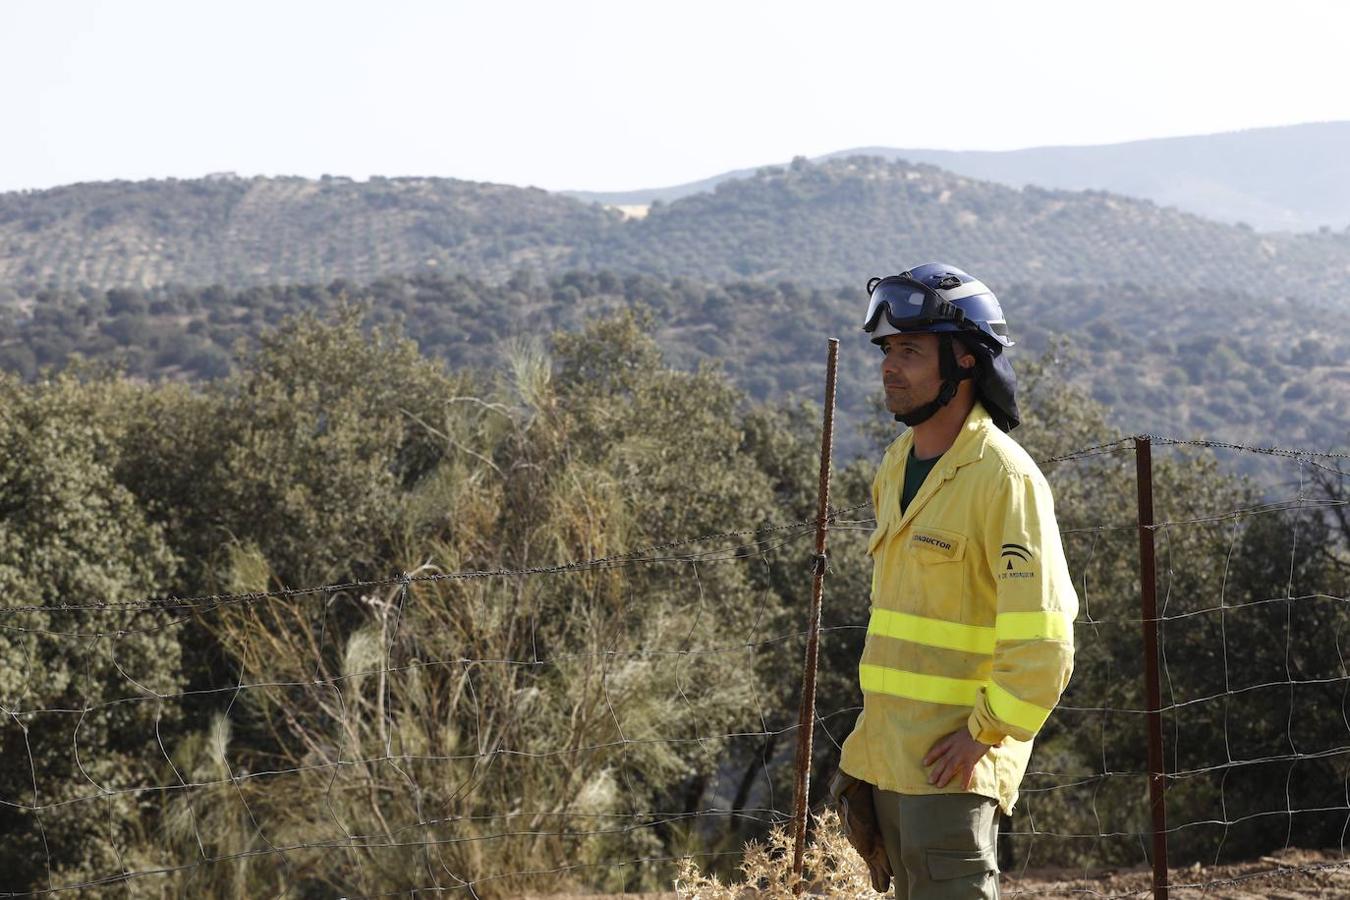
[838, 402, 1077, 814]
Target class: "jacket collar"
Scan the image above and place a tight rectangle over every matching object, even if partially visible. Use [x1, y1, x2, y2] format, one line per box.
[883, 401, 994, 534]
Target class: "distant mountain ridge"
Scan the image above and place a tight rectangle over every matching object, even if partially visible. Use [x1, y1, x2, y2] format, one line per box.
[566, 121, 1350, 233]
[5, 157, 1350, 309]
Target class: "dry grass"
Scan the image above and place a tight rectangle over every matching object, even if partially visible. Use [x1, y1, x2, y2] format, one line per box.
[674, 810, 876, 898]
[671, 816, 1350, 899]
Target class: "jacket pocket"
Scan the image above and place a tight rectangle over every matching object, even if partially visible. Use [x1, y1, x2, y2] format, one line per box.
[904, 527, 968, 617]
[926, 847, 997, 881]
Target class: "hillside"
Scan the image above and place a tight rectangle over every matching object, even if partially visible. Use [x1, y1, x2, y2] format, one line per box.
[4, 158, 1348, 454]
[0, 174, 621, 289]
[5, 158, 1350, 307]
[569, 121, 1350, 233]
[4, 272, 1345, 455]
[600, 157, 1350, 302]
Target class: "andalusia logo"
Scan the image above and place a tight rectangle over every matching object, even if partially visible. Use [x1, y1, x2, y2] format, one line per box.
[1001, 543, 1034, 573]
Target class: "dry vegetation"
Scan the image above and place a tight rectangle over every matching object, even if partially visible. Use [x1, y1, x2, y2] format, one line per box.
[1003, 849, 1350, 899]
[538, 815, 1350, 897]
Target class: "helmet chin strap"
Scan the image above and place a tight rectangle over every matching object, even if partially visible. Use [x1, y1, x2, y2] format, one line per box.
[895, 334, 976, 427]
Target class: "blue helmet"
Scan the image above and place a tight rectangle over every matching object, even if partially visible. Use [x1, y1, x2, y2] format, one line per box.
[862, 262, 1013, 348]
[863, 262, 1020, 432]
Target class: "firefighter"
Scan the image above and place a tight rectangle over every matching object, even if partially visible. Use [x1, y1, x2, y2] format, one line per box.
[833, 263, 1077, 899]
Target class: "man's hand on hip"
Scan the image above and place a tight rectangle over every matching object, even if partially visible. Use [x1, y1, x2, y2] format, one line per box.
[923, 729, 993, 790]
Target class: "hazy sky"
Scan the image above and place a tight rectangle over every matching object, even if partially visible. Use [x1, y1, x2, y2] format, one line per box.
[4, 0, 1349, 194]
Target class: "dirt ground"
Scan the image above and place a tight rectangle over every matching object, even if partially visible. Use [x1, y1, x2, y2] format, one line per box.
[1001, 847, 1350, 898]
[535, 848, 1350, 898]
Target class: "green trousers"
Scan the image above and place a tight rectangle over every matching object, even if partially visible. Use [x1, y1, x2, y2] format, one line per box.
[871, 788, 1000, 900]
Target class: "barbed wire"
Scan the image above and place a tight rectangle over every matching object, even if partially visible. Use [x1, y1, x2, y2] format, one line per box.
[1143, 433, 1350, 461]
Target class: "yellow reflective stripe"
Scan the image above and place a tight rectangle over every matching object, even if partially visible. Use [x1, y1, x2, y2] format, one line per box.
[868, 609, 1072, 651]
[987, 683, 1053, 734]
[995, 611, 1074, 643]
[868, 609, 995, 654]
[859, 664, 983, 707]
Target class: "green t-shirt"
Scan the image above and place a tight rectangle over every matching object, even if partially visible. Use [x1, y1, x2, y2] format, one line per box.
[900, 448, 942, 514]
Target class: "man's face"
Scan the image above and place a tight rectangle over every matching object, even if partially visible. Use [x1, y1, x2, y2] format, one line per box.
[878, 333, 974, 418]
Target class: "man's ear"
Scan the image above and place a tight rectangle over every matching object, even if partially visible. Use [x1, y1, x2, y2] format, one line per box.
[954, 337, 978, 371]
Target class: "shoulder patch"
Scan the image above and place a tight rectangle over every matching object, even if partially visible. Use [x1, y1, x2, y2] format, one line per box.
[999, 542, 1038, 579]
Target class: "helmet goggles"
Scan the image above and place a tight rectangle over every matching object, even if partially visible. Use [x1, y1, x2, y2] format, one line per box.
[861, 275, 970, 334]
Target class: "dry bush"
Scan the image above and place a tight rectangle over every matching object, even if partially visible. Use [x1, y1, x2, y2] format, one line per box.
[148, 331, 788, 896]
[675, 810, 878, 898]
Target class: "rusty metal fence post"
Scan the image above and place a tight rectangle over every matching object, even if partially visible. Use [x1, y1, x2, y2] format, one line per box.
[1135, 436, 1170, 899]
[790, 338, 839, 892]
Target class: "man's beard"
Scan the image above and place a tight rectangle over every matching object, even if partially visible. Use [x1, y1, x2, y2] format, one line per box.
[885, 385, 934, 418]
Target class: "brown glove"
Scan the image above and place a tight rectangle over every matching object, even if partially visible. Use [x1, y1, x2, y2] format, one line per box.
[828, 769, 894, 894]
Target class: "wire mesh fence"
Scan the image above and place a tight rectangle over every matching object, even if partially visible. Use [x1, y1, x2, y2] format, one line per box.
[1004, 436, 1350, 897]
[0, 435, 1347, 897]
